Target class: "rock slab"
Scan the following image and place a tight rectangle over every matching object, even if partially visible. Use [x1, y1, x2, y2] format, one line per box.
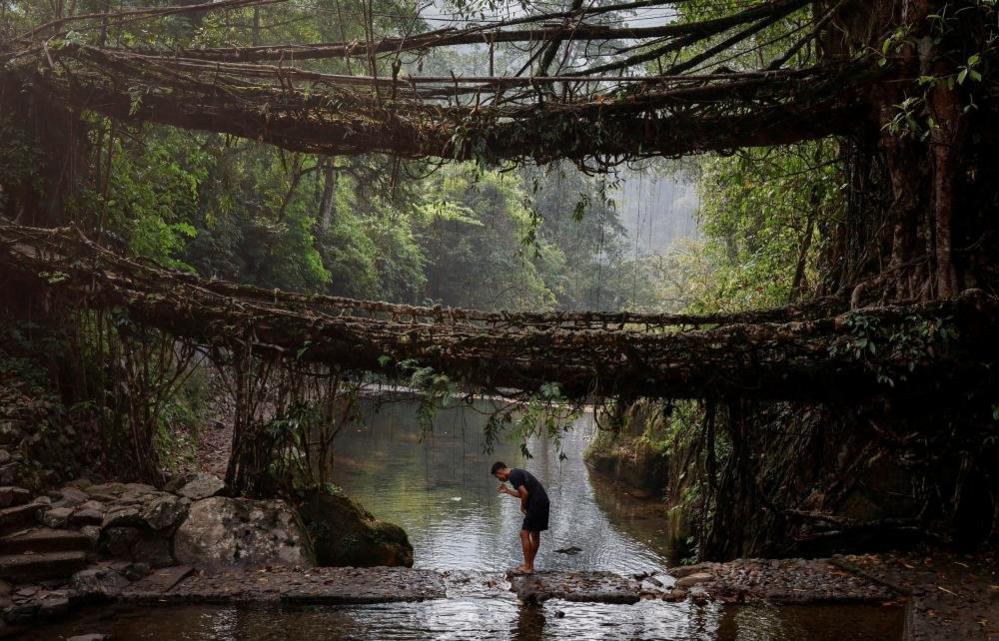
[176, 474, 225, 501]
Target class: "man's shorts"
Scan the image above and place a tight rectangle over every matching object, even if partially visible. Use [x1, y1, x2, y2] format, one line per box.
[522, 499, 550, 532]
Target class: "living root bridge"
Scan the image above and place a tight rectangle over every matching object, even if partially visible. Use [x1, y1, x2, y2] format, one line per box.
[0, 44, 873, 163]
[2, 224, 997, 402]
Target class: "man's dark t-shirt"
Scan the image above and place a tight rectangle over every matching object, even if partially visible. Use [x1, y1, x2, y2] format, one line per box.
[509, 468, 550, 531]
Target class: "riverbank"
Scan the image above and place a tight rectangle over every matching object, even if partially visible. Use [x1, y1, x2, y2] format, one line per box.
[834, 551, 999, 641]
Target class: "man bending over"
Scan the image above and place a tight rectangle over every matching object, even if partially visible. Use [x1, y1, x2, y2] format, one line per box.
[491, 461, 550, 574]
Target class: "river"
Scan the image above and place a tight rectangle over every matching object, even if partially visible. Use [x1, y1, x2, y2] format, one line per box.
[28, 399, 903, 640]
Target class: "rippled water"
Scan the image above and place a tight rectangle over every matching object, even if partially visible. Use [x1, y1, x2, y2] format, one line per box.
[332, 398, 669, 574]
[25, 601, 903, 641]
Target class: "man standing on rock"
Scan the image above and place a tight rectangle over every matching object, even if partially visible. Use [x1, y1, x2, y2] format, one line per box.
[491, 461, 550, 574]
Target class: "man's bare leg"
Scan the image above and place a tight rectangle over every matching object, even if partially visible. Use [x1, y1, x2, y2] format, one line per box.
[517, 529, 533, 573]
[526, 531, 541, 570]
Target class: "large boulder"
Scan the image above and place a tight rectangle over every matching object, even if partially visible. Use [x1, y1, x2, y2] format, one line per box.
[174, 497, 311, 567]
[298, 491, 413, 568]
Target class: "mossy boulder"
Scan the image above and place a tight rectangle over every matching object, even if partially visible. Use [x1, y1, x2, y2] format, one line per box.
[298, 491, 413, 567]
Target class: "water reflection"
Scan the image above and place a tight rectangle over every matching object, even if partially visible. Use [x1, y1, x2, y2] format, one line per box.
[513, 604, 546, 640]
[24, 602, 903, 641]
[332, 398, 669, 574]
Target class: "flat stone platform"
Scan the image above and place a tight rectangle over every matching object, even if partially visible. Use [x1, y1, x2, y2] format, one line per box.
[17, 554, 996, 641]
[122, 566, 447, 605]
[116, 558, 896, 607]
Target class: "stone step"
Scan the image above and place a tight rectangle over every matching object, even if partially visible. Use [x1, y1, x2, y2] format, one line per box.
[0, 502, 46, 534]
[1, 528, 92, 554]
[0, 550, 89, 583]
[0, 486, 32, 508]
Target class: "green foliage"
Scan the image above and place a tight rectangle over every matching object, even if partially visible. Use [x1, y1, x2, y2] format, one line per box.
[674, 0, 818, 71]
[831, 313, 958, 388]
[881, 2, 996, 138]
[0, 114, 42, 215]
[417, 164, 557, 310]
[394, 358, 458, 437]
[265, 399, 350, 493]
[672, 141, 842, 313]
[512, 383, 579, 460]
[71, 124, 210, 269]
[523, 164, 634, 311]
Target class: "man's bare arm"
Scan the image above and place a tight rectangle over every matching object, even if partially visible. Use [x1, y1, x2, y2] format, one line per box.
[499, 483, 519, 497]
[518, 486, 529, 514]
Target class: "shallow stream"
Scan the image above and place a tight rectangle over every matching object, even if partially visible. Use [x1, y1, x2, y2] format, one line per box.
[333, 398, 670, 574]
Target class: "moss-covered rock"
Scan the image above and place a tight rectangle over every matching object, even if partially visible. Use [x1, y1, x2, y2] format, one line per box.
[298, 490, 413, 567]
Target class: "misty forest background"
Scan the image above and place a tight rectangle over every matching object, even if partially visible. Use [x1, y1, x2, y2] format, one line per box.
[1, 0, 830, 318]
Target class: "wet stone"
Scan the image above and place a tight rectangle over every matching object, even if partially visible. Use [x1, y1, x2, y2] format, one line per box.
[688, 586, 711, 605]
[99, 527, 142, 558]
[40, 506, 73, 528]
[37, 594, 71, 617]
[70, 508, 105, 527]
[110, 562, 151, 582]
[510, 572, 646, 604]
[127, 566, 193, 594]
[173, 497, 308, 567]
[63, 479, 92, 490]
[674, 572, 714, 589]
[86, 483, 128, 500]
[130, 535, 175, 569]
[70, 566, 130, 598]
[102, 506, 143, 529]
[80, 526, 101, 545]
[0, 487, 30, 508]
[2, 601, 39, 623]
[0, 465, 16, 486]
[55, 487, 90, 508]
[663, 588, 688, 602]
[122, 566, 446, 604]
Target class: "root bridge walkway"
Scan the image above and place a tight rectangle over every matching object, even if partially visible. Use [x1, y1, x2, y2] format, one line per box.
[2, 224, 997, 402]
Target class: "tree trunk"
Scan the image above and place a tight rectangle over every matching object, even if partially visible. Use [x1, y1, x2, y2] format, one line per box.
[317, 160, 337, 233]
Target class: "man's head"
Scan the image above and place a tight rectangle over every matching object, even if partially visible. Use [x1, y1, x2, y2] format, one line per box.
[491, 461, 510, 481]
